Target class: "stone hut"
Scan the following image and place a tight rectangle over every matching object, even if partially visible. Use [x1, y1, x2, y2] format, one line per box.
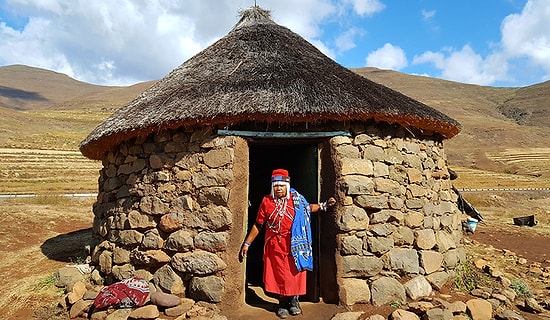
[80, 6, 463, 316]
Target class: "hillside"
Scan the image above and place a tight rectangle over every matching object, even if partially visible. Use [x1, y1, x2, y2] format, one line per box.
[353, 68, 550, 177]
[0, 64, 548, 178]
[0, 64, 153, 111]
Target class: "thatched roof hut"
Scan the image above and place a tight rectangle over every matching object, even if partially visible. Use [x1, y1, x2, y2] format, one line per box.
[80, 6, 460, 160]
[80, 6, 465, 317]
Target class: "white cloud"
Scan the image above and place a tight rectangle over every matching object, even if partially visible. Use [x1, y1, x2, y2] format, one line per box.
[410, 0, 550, 86]
[344, 0, 385, 17]
[412, 45, 509, 85]
[0, 0, 254, 85]
[413, 51, 445, 69]
[501, 0, 550, 77]
[3, 0, 545, 87]
[421, 9, 436, 20]
[269, 0, 336, 39]
[0, 0, 344, 85]
[310, 39, 337, 60]
[335, 27, 364, 53]
[366, 43, 408, 70]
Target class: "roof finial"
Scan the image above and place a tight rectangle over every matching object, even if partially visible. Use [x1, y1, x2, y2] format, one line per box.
[254, 0, 257, 6]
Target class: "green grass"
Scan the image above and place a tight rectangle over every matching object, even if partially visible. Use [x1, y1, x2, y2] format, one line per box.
[454, 262, 494, 293]
[510, 280, 533, 298]
[33, 274, 57, 292]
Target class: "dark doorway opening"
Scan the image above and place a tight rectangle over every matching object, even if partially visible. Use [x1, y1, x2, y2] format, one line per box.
[245, 141, 321, 306]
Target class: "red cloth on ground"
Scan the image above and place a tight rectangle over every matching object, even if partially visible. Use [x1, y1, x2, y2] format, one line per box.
[256, 195, 307, 296]
[93, 277, 150, 309]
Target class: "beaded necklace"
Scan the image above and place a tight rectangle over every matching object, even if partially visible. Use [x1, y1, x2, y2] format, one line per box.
[266, 197, 294, 234]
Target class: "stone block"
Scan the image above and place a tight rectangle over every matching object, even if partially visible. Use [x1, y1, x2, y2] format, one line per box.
[342, 175, 375, 195]
[354, 195, 388, 209]
[339, 278, 370, 305]
[340, 158, 374, 176]
[342, 255, 383, 277]
[337, 205, 369, 231]
[420, 250, 443, 274]
[404, 275, 432, 300]
[171, 251, 227, 275]
[189, 275, 225, 303]
[153, 264, 185, 295]
[370, 277, 406, 307]
[387, 248, 420, 274]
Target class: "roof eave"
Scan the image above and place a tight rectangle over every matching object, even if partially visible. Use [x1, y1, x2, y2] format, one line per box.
[80, 112, 461, 160]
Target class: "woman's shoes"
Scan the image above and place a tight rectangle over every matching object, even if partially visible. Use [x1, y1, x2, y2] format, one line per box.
[289, 296, 302, 315]
[277, 307, 290, 319]
[277, 296, 301, 318]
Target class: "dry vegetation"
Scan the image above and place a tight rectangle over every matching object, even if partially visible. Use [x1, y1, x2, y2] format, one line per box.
[0, 148, 100, 194]
[0, 196, 94, 319]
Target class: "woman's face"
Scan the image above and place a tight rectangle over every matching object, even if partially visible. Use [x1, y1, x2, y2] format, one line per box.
[272, 184, 287, 198]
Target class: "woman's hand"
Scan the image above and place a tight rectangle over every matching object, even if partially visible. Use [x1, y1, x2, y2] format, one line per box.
[239, 243, 249, 262]
[312, 197, 337, 212]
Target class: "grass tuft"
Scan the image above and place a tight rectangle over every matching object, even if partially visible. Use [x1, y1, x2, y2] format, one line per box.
[33, 274, 56, 292]
[510, 280, 533, 298]
[454, 262, 494, 293]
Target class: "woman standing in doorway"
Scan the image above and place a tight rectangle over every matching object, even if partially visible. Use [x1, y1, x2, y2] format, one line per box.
[239, 169, 336, 319]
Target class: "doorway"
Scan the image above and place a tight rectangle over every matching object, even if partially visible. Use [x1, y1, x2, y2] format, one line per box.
[245, 141, 321, 305]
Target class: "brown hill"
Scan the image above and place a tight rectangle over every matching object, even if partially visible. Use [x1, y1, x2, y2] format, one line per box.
[352, 68, 550, 177]
[0, 64, 548, 177]
[0, 64, 154, 110]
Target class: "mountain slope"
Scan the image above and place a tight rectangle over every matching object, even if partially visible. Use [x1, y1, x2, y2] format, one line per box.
[353, 68, 550, 177]
[0, 65, 153, 110]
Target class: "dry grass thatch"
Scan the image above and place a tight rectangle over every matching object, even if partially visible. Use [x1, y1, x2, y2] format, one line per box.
[80, 6, 461, 160]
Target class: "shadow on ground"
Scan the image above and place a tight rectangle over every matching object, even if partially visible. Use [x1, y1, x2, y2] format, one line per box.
[40, 228, 92, 262]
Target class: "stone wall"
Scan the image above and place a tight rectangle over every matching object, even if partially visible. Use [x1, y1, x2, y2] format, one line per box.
[331, 125, 464, 306]
[89, 122, 463, 311]
[90, 127, 243, 305]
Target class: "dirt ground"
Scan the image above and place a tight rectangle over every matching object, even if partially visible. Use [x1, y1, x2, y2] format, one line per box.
[468, 222, 550, 268]
[0, 195, 549, 320]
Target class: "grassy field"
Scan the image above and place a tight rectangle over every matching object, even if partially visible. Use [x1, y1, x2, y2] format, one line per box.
[0, 148, 100, 194]
[452, 166, 550, 190]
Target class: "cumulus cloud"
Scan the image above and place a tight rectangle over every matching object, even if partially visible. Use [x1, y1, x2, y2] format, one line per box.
[411, 0, 550, 85]
[335, 27, 364, 53]
[270, 0, 336, 39]
[344, 0, 385, 16]
[366, 43, 408, 70]
[413, 45, 509, 85]
[0, 0, 339, 85]
[0, 0, 247, 85]
[2, 0, 548, 87]
[421, 9, 436, 20]
[501, 0, 550, 78]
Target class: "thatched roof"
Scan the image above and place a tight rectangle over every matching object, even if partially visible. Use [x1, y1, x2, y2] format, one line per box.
[80, 6, 461, 160]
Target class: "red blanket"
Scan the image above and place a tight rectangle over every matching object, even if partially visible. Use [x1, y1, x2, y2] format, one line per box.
[93, 277, 150, 309]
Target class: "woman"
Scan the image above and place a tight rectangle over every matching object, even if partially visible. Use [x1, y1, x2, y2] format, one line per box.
[239, 169, 336, 319]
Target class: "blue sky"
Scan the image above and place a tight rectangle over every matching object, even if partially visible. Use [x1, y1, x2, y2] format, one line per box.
[0, 0, 548, 87]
